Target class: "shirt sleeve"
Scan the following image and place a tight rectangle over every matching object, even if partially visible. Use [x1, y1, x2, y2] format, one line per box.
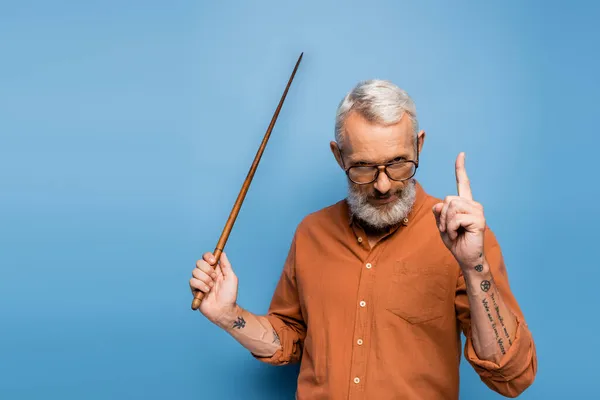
[455, 227, 538, 397]
[252, 231, 307, 366]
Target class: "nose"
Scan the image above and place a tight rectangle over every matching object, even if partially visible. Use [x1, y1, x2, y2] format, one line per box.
[373, 167, 391, 194]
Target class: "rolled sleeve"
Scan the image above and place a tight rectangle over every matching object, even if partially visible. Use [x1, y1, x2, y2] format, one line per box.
[252, 314, 304, 365]
[464, 315, 538, 397]
[251, 231, 306, 366]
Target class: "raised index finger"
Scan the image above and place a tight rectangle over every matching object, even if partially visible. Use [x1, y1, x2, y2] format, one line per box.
[455, 152, 473, 200]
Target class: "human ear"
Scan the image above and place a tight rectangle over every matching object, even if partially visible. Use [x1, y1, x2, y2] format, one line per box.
[330, 141, 344, 169]
[417, 130, 426, 155]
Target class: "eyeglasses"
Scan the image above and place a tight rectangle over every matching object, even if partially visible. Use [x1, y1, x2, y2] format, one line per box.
[337, 144, 419, 185]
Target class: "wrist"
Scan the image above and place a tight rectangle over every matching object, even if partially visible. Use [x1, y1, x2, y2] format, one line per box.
[461, 258, 491, 282]
[214, 303, 241, 330]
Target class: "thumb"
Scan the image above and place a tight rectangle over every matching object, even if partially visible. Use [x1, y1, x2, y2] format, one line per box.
[219, 251, 236, 280]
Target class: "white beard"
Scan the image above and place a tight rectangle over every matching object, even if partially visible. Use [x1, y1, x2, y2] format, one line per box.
[347, 179, 417, 230]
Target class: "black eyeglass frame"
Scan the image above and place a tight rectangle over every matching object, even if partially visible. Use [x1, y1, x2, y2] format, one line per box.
[336, 143, 420, 185]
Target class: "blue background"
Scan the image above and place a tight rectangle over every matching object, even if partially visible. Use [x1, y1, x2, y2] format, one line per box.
[1, 1, 598, 399]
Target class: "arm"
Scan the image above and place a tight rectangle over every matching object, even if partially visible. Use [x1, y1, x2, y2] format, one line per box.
[455, 230, 538, 397]
[434, 152, 537, 397]
[190, 232, 305, 364]
[215, 305, 281, 358]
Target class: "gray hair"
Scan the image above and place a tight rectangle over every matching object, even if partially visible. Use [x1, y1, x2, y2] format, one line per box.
[334, 79, 419, 147]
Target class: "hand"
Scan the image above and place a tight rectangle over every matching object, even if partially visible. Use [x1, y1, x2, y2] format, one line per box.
[189, 251, 239, 326]
[432, 152, 486, 269]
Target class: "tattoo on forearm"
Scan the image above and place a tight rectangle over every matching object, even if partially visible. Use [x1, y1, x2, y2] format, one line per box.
[497, 337, 506, 354]
[482, 298, 506, 355]
[272, 329, 280, 345]
[480, 280, 491, 292]
[491, 292, 513, 345]
[232, 316, 246, 329]
[482, 298, 493, 322]
[474, 264, 483, 272]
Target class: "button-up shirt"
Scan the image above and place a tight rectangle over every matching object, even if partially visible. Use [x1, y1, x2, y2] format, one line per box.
[253, 180, 537, 399]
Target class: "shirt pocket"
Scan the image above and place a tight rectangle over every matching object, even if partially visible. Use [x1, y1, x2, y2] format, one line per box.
[385, 260, 451, 324]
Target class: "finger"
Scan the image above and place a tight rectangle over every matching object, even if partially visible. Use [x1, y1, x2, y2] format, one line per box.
[439, 196, 460, 232]
[445, 198, 479, 226]
[202, 252, 218, 267]
[189, 277, 213, 294]
[219, 251, 236, 280]
[447, 214, 478, 241]
[455, 152, 473, 200]
[192, 268, 215, 288]
[196, 258, 218, 279]
[214, 263, 224, 280]
[432, 203, 443, 230]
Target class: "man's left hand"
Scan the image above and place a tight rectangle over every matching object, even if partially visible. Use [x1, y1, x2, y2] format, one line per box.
[432, 152, 486, 269]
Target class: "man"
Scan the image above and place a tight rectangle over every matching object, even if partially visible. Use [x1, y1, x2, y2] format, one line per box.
[190, 80, 537, 399]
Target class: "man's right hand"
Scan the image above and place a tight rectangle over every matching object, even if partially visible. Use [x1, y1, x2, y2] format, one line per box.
[190, 251, 239, 326]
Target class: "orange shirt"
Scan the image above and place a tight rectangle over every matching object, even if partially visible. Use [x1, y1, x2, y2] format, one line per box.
[253, 181, 537, 399]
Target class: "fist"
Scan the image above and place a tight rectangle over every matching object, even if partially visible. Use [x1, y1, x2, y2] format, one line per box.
[190, 251, 239, 324]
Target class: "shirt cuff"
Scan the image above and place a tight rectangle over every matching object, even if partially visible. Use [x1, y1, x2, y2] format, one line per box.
[465, 315, 534, 381]
[251, 315, 303, 366]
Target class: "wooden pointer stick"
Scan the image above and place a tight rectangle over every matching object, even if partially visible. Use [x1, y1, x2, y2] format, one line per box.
[191, 52, 304, 310]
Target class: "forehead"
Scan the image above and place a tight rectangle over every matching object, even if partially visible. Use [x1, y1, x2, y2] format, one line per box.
[342, 111, 415, 162]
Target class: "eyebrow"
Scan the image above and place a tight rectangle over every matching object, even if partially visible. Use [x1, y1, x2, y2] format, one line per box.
[351, 155, 408, 166]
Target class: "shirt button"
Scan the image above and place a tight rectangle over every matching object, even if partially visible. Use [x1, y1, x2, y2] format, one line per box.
[366, 263, 372, 269]
[359, 300, 366, 307]
[354, 377, 360, 384]
[403, 217, 409, 225]
[357, 236, 363, 243]
[357, 339, 363, 345]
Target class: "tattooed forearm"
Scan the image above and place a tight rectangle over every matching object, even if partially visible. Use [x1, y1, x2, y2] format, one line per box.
[217, 306, 282, 358]
[466, 259, 520, 363]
